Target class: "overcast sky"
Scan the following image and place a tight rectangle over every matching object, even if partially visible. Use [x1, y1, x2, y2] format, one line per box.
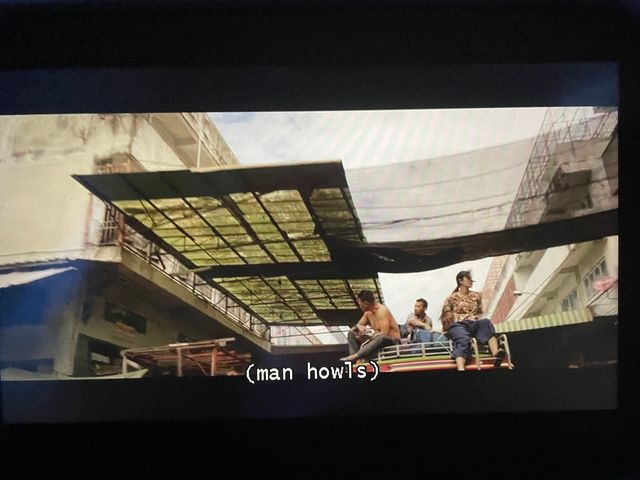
[210, 108, 550, 337]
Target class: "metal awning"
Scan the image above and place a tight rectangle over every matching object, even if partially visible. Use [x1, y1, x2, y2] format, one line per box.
[495, 308, 593, 333]
[0, 266, 75, 289]
[74, 162, 381, 327]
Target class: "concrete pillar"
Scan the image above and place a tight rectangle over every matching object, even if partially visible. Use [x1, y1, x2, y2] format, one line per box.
[53, 270, 86, 376]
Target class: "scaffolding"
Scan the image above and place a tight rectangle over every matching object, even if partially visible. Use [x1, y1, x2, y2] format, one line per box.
[505, 107, 618, 229]
[482, 107, 618, 311]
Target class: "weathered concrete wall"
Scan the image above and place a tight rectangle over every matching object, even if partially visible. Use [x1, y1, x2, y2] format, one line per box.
[130, 116, 190, 171]
[526, 137, 616, 225]
[0, 114, 262, 376]
[78, 276, 224, 352]
[0, 116, 102, 263]
[1, 257, 271, 377]
[114, 249, 270, 351]
[0, 114, 227, 266]
[1, 115, 139, 264]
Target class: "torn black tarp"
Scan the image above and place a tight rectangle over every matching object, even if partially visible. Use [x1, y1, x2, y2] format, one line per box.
[324, 209, 617, 273]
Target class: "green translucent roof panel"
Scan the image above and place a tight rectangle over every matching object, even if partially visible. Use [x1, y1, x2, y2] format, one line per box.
[74, 161, 382, 327]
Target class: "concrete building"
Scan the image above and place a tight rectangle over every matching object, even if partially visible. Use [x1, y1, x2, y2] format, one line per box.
[0, 113, 274, 378]
[482, 107, 618, 334]
[484, 236, 618, 324]
[476, 108, 618, 370]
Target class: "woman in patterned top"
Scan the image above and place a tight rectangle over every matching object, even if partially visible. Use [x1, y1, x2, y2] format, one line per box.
[441, 271, 506, 371]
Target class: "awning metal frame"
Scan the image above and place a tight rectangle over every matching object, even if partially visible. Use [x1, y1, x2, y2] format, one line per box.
[74, 162, 379, 328]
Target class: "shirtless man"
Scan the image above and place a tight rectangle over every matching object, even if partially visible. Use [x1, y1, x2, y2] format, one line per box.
[340, 290, 401, 362]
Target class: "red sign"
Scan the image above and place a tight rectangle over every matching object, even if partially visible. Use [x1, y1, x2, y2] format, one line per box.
[593, 276, 617, 292]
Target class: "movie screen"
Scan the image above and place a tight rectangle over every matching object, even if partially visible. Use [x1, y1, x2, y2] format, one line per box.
[0, 106, 618, 419]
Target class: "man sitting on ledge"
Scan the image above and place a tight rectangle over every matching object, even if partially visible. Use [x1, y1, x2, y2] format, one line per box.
[405, 297, 448, 344]
[340, 290, 401, 362]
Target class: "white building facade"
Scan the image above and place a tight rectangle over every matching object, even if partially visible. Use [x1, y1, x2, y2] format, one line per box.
[482, 108, 618, 325]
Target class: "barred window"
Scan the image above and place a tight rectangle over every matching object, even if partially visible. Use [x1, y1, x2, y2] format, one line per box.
[583, 258, 609, 300]
[562, 289, 579, 311]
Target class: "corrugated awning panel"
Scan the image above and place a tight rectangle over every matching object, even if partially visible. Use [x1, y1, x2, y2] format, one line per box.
[310, 188, 366, 242]
[74, 162, 380, 327]
[213, 276, 381, 325]
[495, 308, 593, 333]
[111, 189, 334, 267]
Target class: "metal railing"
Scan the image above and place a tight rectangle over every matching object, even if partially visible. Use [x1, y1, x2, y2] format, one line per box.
[376, 334, 513, 370]
[96, 221, 270, 341]
[376, 339, 454, 361]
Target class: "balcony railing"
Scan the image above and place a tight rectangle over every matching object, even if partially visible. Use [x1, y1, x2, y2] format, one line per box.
[95, 220, 270, 342]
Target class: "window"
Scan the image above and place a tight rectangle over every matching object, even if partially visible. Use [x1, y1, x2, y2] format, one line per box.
[583, 258, 609, 300]
[104, 302, 147, 334]
[81, 336, 127, 376]
[94, 155, 144, 245]
[562, 289, 579, 311]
